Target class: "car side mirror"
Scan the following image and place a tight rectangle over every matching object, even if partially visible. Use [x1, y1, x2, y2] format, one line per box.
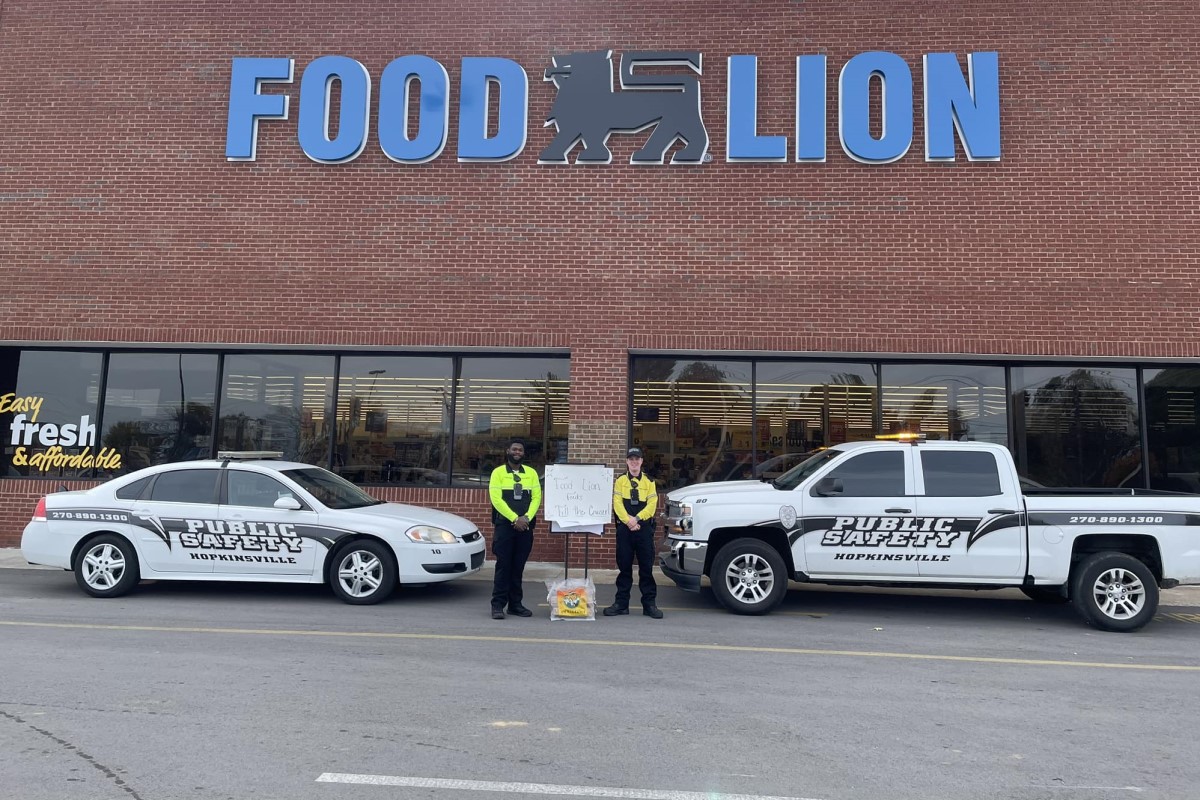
[814, 477, 843, 497]
[274, 495, 302, 511]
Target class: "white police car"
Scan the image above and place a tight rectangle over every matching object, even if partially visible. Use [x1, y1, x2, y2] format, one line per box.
[20, 452, 486, 604]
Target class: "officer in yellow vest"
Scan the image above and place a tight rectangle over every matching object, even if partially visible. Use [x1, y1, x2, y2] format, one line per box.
[604, 447, 663, 619]
[488, 439, 542, 619]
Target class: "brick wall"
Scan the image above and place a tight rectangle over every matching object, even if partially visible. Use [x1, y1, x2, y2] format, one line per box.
[2, 1, 1199, 553]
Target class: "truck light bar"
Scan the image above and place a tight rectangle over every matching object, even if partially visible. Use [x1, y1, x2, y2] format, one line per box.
[874, 433, 926, 443]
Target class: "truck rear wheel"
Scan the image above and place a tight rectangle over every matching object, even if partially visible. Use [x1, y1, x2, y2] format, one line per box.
[1070, 551, 1159, 632]
[710, 538, 788, 616]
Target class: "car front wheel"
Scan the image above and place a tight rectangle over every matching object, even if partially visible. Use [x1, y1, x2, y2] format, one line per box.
[328, 540, 397, 605]
[74, 534, 140, 598]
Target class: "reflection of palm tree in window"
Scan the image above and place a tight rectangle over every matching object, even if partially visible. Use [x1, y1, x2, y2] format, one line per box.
[1025, 369, 1138, 487]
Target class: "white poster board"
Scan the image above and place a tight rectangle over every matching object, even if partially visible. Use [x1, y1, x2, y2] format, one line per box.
[544, 464, 614, 534]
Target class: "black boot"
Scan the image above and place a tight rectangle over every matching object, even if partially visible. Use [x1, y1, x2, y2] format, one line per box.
[602, 604, 629, 616]
[643, 605, 664, 619]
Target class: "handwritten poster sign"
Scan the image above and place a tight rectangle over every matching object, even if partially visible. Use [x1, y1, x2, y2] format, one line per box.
[544, 464, 614, 533]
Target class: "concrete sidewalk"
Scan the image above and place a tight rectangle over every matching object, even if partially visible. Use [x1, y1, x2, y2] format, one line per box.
[3, 547, 1197, 606]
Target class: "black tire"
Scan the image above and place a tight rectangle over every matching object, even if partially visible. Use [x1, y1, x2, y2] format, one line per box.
[327, 539, 397, 605]
[709, 537, 788, 615]
[1070, 551, 1159, 632]
[73, 534, 140, 598]
[1020, 585, 1069, 604]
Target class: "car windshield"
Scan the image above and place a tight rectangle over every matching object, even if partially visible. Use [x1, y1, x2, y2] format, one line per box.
[772, 449, 844, 490]
[282, 467, 384, 509]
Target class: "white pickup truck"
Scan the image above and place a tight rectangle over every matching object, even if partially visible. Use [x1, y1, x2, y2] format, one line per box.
[660, 438, 1200, 631]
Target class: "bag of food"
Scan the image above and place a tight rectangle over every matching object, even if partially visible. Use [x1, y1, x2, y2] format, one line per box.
[545, 576, 596, 621]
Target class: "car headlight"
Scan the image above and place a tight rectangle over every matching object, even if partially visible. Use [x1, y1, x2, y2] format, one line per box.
[405, 525, 458, 544]
[680, 503, 692, 517]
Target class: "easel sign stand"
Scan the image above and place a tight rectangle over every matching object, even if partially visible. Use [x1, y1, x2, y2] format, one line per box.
[543, 463, 613, 621]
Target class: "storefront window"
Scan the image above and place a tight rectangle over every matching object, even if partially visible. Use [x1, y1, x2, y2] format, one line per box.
[632, 358, 753, 490]
[755, 361, 877, 479]
[881, 364, 1007, 444]
[217, 354, 334, 465]
[0, 349, 104, 478]
[334, 357, 452, 485]
[451, 357, 569, 486]
[1144, 367, 1200, 492]
[100, 352, 218, 473]
[1012, 366, 1140, 488]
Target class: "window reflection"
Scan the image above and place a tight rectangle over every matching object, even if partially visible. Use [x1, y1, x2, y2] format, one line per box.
[101, 353, 218, 473]
[335, 357, 452, 486]
[1012, 366, 1140, 488]
[451, 358, 569, 486]
[756, 362, 878, 457]
[632, 359, 753, 490]
[217, 354, 333, 466]
[881, 364, 1007, 444]
[1144, 367, 1200, 492]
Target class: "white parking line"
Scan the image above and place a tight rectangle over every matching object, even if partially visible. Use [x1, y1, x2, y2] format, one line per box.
[315, 773, 824, 800]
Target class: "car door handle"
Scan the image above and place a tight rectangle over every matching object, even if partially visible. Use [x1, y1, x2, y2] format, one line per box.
[885, 507, 911, 513]
[988, 508, 1016, 514]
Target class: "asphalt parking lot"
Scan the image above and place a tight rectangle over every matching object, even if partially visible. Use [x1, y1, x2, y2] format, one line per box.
[2, 551, 1199, 800]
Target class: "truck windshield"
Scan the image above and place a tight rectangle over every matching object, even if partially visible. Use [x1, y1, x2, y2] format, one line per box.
[282, 467, 384, 510]
[772, 449, 843, 490]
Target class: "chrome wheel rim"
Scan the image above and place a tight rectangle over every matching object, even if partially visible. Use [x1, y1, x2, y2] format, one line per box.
[337, 550, 383, 598]
[1091, 566, 1146, 620]
[724, 552, 775, 604]
[82, 543, 126, 590]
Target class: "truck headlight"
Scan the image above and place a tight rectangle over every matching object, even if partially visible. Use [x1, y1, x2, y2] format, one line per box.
[405, 525, 458, 544]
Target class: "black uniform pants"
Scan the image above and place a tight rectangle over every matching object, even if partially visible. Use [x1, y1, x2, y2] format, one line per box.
[491, 519, 533, 611]
[613, 522, 657, 608]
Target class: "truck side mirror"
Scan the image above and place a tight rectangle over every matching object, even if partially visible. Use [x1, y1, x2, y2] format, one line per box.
[814, 477, 843, 497]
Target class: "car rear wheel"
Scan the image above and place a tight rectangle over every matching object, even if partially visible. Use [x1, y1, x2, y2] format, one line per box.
[1070, 551, 1159, 632]
[73, 534, 140, 598]
[328, 540, 396, 605]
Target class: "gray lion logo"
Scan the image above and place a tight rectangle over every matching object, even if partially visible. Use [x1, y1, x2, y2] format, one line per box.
[539, 50, 709, 165]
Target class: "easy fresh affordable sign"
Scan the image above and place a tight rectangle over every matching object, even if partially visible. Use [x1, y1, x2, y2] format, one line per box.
[2, 393, 122, 473]
[225, 49, 1000, 166]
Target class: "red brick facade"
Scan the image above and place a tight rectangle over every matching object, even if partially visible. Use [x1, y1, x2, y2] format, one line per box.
[2, 2, 1198, 555]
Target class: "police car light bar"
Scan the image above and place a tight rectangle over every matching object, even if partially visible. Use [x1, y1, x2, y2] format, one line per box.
[217, 451, 285, 460]
[874, 433, 926, 443]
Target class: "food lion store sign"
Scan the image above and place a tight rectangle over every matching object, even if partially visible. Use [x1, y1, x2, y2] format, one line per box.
[225, 50, 1000, 166]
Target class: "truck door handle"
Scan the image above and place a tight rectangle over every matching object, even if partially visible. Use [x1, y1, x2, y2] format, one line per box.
[885, 507, 911, 513]
[988, 508, 1016, 514]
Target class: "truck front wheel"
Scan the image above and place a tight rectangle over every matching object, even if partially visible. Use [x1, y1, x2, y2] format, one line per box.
[1070, 551, 1159, 632]
[710, 538, 788, 616]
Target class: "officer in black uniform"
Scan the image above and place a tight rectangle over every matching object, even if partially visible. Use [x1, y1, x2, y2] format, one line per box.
[604, 447, 663, 619]
[488, 439, 542, 619]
